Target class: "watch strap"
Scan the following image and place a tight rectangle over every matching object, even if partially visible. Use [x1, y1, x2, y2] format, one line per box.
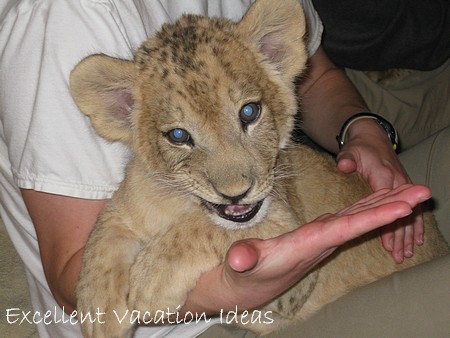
[336, 112, 399, 151]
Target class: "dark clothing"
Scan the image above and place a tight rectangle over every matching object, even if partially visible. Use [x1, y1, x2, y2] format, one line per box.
[312, 0, 450, 70]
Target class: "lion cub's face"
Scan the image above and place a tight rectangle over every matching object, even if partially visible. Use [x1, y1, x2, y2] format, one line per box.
[70, 0, 307, 229]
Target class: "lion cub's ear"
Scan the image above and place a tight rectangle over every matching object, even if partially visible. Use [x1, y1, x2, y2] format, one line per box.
[70, 54, 137, 143]
[238, 0, 308, 82]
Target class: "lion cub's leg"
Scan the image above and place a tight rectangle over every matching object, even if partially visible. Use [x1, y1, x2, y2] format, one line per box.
[239, 270, 319, 335]
[77, 219, 141, 338]
[127, 218, 229, 319]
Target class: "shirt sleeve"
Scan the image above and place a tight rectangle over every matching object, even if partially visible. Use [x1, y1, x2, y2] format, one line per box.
[300, 0, 324, 56]
[0, 0, 147, 200]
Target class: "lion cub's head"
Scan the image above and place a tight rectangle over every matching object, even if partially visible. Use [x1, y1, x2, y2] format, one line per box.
[70, 0, 307, 229]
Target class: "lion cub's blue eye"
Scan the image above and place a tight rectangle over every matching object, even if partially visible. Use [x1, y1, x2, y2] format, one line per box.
[240, 103, 261, 124]
[166, 128, 192, 145]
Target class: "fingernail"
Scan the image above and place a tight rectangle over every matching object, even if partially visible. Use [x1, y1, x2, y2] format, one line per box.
[396, 250, 404, 264]
[416, 235, 424, 246]
[387, 238, 394, 251]
[405, 245, 413, 258]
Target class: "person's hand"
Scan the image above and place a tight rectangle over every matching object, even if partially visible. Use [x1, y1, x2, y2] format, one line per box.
[336, 119, 424, 263]
[185, 184, 431, 314]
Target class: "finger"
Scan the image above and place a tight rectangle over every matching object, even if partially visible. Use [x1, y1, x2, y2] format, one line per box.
[336, 152, 358, 174]
[336, 187, 403, 216]
[413, 206, 425, 246]
[340, 202, 412, 244]
[380, 226, 395, 252]
[387, 214, 415, 264]
[403, 206, 425, 257]
[368, 184, 430, 209]
[337, 184, 429, 217]
[403, 222, 415, 258]
[391, 221, 406, 264]
[304, 201, 414, 251]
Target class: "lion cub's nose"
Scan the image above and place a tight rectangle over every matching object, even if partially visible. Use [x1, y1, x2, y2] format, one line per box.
[220, 187, 251, 204]
[209, 168, 254, 203]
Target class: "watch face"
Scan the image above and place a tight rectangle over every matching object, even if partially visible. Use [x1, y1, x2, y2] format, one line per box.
[377, 117, 399, 151]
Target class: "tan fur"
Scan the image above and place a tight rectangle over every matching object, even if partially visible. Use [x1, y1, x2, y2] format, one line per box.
[70, 1, 449, 337]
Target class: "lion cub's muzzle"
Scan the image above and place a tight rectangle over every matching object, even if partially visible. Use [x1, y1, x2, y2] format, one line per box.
[199, 166, 273, 229]
[203, 200, 264, 223]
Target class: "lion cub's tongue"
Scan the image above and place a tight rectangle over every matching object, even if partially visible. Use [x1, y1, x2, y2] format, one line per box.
[224, 204, 254, 216]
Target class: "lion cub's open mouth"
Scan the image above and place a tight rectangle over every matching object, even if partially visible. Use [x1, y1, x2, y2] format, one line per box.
[203, 200, 264, 223]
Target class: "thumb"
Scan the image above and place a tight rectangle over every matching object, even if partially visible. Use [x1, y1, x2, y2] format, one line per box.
[336, 150, 357, 174]
[226, 239, 261, 273]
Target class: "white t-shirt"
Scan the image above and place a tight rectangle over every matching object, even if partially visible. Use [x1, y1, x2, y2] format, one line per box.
[0, 0, 323, 337]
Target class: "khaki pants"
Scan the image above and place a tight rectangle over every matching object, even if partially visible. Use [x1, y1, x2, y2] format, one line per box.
[200, 62, 450, 338]
[347, 59, 450, 151]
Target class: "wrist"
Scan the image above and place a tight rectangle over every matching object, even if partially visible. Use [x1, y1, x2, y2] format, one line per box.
[336, 112, 399, 151]
[347, 119, 386, 142]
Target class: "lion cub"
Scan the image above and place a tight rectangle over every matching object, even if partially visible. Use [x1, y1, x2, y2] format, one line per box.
[70, 0, 448, 337]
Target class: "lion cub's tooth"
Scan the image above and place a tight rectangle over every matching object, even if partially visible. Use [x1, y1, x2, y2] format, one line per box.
[224, 204, 253, 216]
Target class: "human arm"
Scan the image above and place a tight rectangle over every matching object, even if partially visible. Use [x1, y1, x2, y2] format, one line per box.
[183, 184, 431, 313]
[21, 183, 429, 316]
[2, 1, 137, 314]
[297, 47, 423, 263]
[21, 189, 106, 313]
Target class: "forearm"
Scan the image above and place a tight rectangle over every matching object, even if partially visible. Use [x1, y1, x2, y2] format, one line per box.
[298, 49, 424, 263]
[21, 189, 106, 314]
[298, 47, 368, 153]
[51, 249, 84, 313]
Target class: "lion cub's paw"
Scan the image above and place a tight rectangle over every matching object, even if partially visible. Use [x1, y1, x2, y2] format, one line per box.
[77, 232, 142, 338]
[78, 284, 134, 338]
[127, 247, 194, 315]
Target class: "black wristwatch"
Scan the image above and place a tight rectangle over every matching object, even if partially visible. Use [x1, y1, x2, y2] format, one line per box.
[336, 112, 399, 151]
